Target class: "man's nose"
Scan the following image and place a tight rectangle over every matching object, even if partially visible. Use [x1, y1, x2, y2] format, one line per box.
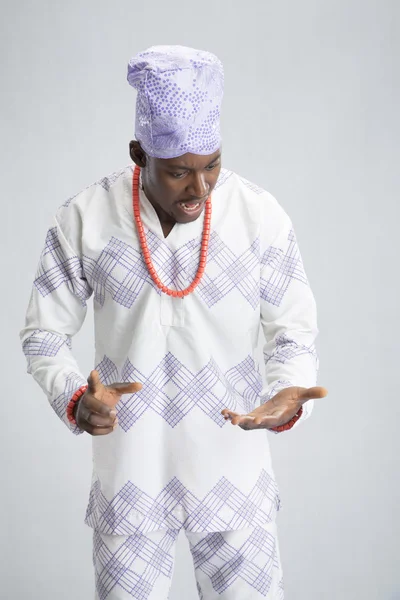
[187, 173, 208, 199]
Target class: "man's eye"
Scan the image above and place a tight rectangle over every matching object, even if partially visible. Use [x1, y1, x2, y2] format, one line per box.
[171, 172, 186, 179]
[206, 163, 218, 171]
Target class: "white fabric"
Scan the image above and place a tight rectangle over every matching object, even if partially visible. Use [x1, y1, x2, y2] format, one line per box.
[20, 166, 318, 535]
[93, 521, 284, 599]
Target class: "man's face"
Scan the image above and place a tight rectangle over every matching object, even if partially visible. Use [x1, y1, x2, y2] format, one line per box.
[130, 143, 222, 225]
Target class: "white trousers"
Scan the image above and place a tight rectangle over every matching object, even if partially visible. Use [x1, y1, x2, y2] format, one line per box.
[93, 521, 284, 599]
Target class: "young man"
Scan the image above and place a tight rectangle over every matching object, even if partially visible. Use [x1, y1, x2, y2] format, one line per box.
[21, 45, 326, 599]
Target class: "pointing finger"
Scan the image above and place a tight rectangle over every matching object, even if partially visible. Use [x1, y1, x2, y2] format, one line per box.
[109, 381, 143, 395]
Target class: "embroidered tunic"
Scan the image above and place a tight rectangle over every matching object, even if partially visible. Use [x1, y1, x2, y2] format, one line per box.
[20, 166, 318, 534]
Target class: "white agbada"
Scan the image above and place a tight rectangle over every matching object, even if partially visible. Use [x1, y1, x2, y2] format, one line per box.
[21, 166, 318, 535]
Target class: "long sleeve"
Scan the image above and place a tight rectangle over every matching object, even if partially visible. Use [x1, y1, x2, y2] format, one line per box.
[20, 211, 93, 434]
[259, 195, 319, 429]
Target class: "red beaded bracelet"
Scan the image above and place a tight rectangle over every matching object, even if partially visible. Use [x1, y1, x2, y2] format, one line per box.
[270, 406, 303, 432]
[66, 384, 88, 424]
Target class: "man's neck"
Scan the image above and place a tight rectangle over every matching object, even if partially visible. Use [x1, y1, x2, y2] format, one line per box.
[142, 180, 176, 238]
[161, 222, 175, 238]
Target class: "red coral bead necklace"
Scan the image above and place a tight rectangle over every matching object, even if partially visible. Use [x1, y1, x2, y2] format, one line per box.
[132, 166, 211, 298]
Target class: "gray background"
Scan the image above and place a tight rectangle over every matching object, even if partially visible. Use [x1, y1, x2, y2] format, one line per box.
[1, 0, 398, 598]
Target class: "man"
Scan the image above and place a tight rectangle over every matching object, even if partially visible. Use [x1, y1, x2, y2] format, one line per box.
[21, 45, 327, 599]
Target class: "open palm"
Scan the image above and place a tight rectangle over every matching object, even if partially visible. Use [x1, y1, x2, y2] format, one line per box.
[221, 385, 328, 431]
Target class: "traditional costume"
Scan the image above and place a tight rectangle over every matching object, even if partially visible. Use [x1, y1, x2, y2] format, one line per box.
[21, 46, 318, 599]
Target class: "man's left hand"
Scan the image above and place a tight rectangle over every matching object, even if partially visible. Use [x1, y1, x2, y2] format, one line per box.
[221, 386, 328, 431]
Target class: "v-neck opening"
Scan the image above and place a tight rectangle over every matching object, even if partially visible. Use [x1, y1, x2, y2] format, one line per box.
[124, 169, 206, 249]
[162, 224, 176, 239]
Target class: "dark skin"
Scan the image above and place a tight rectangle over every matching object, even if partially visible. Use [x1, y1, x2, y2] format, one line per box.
[74, 370, 142, 435]
[129, 141, 222, 237]
[75, 142, 327, 434]
[221, 386, 328, 431]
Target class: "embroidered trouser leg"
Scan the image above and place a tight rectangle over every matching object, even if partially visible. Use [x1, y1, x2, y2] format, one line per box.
[93, 521, 283, 600]
[187, 521, 284, 600]
[93, 528, 179, 600]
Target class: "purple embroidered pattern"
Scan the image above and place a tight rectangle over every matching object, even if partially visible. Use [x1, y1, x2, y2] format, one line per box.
[200, 235, 260, 309]
[239, 176, 265, 195]
[93, 353, 262, 430]
[93, 524, 282, 599]
[127, 46, 224, 159]
[264, 333, 318, 368]
[96, 355, 119, 385]
[98, 168, 130, 192]
[63, 167, 131, 208]
[192, 527, 277, 596]
[278, 575, 284, 599]
[261, 229, 308, 307]
[214, 168, 234, 190]
[34, 227, 92, 304]
[83, 231, 260, 310]
[197, 581, 204, 600]
[85, 469, 280, 535]
[22, 329, 71, 357]
[52, 372, 86, 435]
[93, 528, 178, 600]
[83, 237, 150, 308]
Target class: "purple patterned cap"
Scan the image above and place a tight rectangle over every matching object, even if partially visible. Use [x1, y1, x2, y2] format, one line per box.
[127, 45, 224, 159]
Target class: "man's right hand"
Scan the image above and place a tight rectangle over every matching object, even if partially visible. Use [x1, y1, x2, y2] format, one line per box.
[74, 370, 142, 435]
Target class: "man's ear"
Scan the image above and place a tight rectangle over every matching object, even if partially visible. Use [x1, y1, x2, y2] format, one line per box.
[129, 141, 147, 167]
